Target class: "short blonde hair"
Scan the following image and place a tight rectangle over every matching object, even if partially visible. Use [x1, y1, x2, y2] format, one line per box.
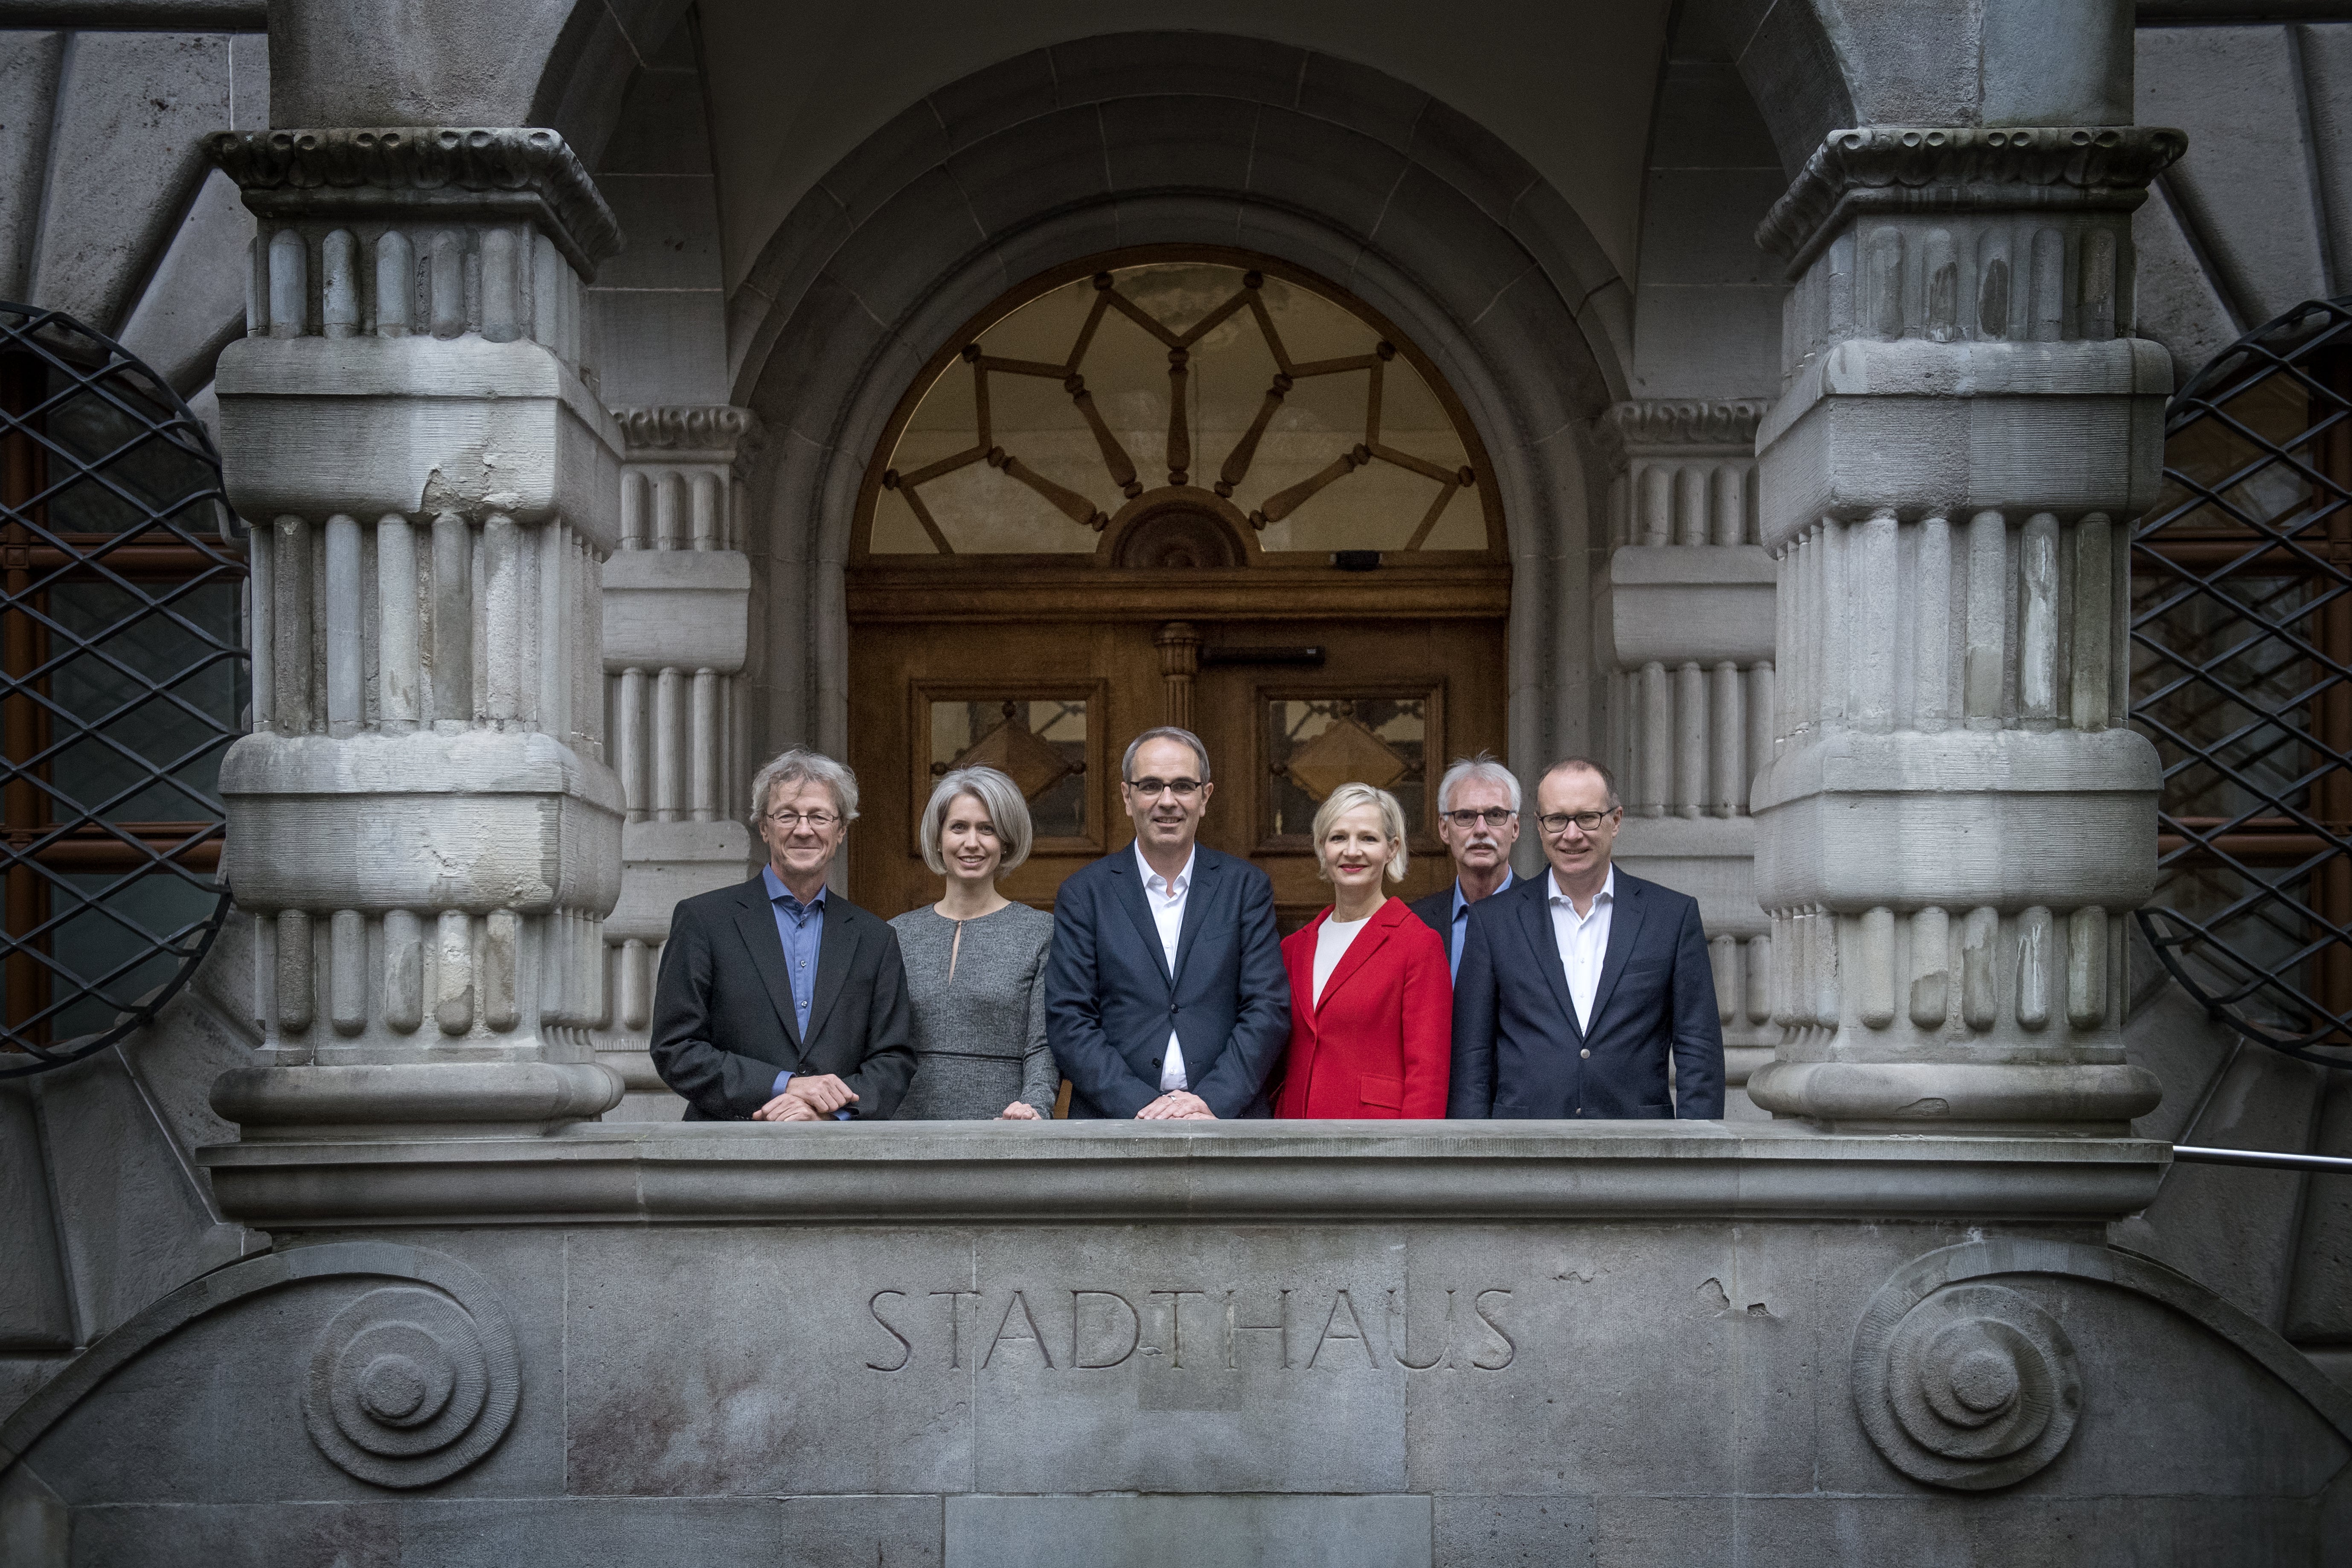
[920, 767, 1034, 875]
[1310, 782, 1409, 883]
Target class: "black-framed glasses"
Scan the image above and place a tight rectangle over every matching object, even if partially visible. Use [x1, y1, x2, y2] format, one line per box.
[1125, 777, 1203, 799]
[1443, 808, 1518, 828]
[1536, 808, 1618, 836]
[765, 809, 840, 830]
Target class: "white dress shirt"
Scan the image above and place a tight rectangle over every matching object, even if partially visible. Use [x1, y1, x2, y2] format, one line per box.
[1311, 911, 1373, 1007]
[1548, 866, 1616, 1033]
[1137, 841, 1195, 1091]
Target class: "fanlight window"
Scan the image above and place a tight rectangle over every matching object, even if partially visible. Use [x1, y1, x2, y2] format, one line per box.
[864, 256, 1497, 563]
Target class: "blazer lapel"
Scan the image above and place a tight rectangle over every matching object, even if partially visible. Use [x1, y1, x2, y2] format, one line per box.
[1316, 900, 1400, 1014]
[1111, 852, 1174, 988]
[802, 899, 859, 1048]
[731, 881, 804, 1054]
[1584, 876, 1648, 1030]
[1171, 854, 1220, 988]
[1287, 922, 1318, 1041]
[1517, 879, 1582, 1040]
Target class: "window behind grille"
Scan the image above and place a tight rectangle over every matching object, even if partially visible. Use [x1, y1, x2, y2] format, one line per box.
[0, 305, 245, 1077]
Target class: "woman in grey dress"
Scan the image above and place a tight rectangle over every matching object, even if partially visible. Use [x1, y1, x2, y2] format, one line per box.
[888, 766, 1059, 1120]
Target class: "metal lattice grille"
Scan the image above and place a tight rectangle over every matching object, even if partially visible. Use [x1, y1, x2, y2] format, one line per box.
[2132, 297, 2352, 1066]
[0, 303, 244, 1078]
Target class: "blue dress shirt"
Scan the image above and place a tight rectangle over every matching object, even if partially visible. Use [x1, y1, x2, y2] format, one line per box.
[761, 866, 841, 1111]
[1448, 867, 1514, 980]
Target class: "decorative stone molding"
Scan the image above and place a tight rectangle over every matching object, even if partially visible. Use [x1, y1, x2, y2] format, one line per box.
[305, 1276, 521, 1488]
[612, 404, 764, 461]
[206, 127, 622, 275]
[1857, 1280, 2081, 1489]
[1593, 399, 1771, 465]
[1756, 125, 2188, 270]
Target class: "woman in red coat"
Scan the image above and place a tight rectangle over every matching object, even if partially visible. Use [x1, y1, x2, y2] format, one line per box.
[1275, 781, 1452, 1118]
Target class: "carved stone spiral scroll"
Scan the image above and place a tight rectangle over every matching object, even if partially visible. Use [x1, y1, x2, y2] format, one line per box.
[303, 1280, 519, 1488]
[1854, 1280, 2080, 1490]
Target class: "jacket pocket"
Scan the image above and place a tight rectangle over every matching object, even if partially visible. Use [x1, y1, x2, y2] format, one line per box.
[1358, 1074, 1403, 1111]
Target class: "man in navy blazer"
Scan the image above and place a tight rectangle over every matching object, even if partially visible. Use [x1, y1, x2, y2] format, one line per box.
[1449, 757, 1724, 1119]
[1045, 726, 1290, 1119]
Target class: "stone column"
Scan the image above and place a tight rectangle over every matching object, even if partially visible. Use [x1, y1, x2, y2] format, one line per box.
[205, 128, 628, 1138]
[1747, 126, 2184, 1131]
[593, 406, 758, 1119]
[1594, 400, 1778, 1112]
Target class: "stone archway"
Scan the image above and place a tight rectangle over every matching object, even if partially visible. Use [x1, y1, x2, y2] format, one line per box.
[721, 34, 1633, 803]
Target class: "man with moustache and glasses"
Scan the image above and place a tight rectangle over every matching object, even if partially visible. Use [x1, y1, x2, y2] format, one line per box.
[1044, 726, 1290, 1119]
[1408, 752, 1522, 979]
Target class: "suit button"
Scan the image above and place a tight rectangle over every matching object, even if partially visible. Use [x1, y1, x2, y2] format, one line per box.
[1151, 1058, 1162, 1068]
[1580, 1048, 1591, 1059]
[1169, 1002, 1179, 1015]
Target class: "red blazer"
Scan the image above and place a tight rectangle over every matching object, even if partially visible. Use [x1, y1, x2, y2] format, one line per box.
[1274, 897, 1452, 1118]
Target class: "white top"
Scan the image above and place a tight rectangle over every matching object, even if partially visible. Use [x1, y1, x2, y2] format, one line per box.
[1136, 841, 1195, 1092]
[1548, 866, 1616, 1033]
[1311, 911, 1374, 1007]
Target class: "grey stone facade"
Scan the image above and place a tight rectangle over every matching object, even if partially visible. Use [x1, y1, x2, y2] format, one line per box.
[3, 1, 2352, 1562]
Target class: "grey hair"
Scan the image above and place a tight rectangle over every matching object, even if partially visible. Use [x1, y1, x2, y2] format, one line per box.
[1539, 756, 1622, 811]
[1436, 751, 1522, 815]
[1310, 782, 1410, 883]
[748, 747, 861, 825]
[1121, 725, 1212, 783]
[920, 767, 1034, 876]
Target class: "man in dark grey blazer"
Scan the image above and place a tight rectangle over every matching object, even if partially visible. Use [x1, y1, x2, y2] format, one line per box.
[1045, 726, 1290, 1119]
[1449, 757, 1724, 1120]
[650, 748, 914, 1122]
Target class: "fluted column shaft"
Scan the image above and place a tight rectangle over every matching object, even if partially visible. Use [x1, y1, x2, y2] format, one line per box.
[1746, 125, 2184, 1131]
[208, 128, 628, 1137]
[1597, 402, 1778, 1106]
[593, 408, 761, 1116]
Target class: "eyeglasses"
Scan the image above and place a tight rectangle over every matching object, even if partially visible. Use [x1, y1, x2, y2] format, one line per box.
[765, 809, 840, 830]
[1125, 777, 1203, 799]
[1443, 808, 1518, 828]
[1536, 809, 1619, 836]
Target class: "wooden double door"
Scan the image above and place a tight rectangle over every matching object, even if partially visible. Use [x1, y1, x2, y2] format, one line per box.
[846, 567, 1509, 931]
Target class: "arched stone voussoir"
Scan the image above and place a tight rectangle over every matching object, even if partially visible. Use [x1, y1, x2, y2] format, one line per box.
[727, 38, 1632, 415]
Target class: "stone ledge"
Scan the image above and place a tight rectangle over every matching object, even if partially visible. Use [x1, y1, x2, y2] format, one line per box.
[196, 1121, 2168, 1228]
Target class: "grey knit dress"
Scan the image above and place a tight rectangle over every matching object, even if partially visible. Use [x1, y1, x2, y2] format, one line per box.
[887, 902, 1059, 1120]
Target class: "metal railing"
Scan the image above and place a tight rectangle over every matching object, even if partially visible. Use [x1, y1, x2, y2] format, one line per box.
[2132, 296, 2352, 1068]
[0, 303, 244, 1078]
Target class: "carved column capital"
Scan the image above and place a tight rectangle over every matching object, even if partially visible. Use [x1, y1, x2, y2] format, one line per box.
[1593, 399, 1771, 470]
[1756, 125, 2187, 274]
[206, 127, 622, 277]
[611, 405, 765, 472]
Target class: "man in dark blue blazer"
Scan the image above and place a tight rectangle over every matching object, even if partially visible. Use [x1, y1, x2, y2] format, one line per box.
[1046, 727, 1290, 1119]
[1449, 757, 1724, 1119]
